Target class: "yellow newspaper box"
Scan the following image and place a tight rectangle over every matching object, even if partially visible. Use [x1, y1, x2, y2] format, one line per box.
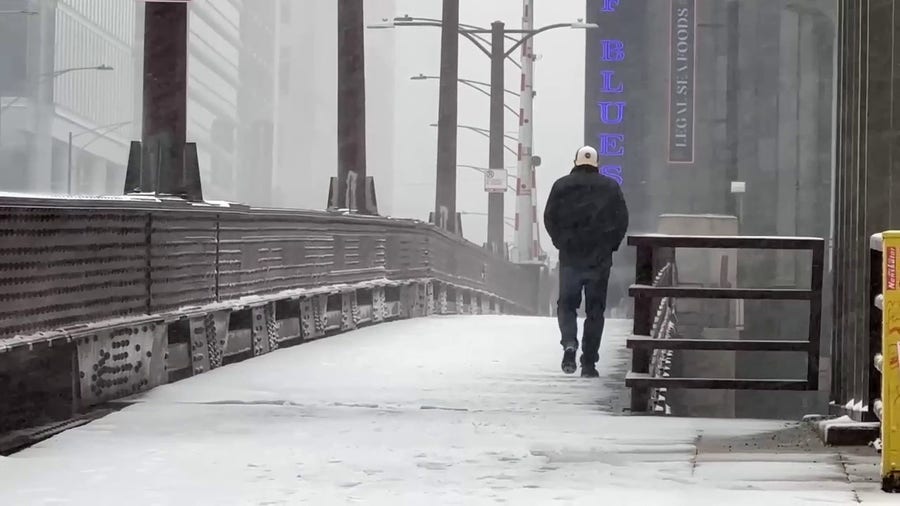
[882, 232, 900, 491]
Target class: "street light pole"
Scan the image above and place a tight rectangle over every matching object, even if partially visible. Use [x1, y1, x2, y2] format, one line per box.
[411, 74, 521, 117]
[435, 0, 460, 232]
[372, 12, 597, 241]
[428, 123, 517, 154]
[487, 21, 506, 255]
[515, 0, 537, 262]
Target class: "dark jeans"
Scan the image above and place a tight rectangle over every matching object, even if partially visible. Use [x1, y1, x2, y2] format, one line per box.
[557, 258, 612, 365]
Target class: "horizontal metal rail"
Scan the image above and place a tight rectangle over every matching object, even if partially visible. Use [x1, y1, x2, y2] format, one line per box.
[627, 233, 825, 413]
[627, 337, 811, 352]
[629, 285, 816, 300]
[0, 197, 546, 344]
[626, 373, 809, 391]
[628, 234, 823, 250]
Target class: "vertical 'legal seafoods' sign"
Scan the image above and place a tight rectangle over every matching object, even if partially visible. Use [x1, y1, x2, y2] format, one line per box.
[668, 0, 695, 163]
[594, 0, 626, 185]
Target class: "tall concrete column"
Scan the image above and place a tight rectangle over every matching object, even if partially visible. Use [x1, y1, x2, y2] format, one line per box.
[123, 0, 202, 201]
[336, 0, 367, 213]
[137, 2, 187, 194]
[434, 0, 460, 232]
[486, 21, 505, 254]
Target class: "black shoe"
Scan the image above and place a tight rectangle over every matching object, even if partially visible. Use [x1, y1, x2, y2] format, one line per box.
[561, 348, 577, 374]
[581, 364, 599, 378]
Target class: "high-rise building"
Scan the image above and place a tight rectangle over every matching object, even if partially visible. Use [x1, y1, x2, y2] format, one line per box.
[0, 0, 138, 195]
[0, 0, 278, 203]
[274, 0, 396, 214]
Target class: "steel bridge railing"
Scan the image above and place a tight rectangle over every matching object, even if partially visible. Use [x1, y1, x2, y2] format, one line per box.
[0, 196, 543, 342]
[0, 195, 549, 438]
[625, 234, 825, 414]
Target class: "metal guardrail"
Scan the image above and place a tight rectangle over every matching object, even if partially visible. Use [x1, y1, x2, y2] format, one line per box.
[0, 195, 548, 435]
[625, 234, 825, 413]
[868, 232, 900, 492]
[644, 262, 677, 414]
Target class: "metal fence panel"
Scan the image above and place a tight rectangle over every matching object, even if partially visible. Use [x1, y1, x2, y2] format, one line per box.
[0, 198, 545, 341]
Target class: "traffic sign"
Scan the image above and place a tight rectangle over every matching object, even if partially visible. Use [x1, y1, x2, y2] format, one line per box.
[484, 169, 507, 193]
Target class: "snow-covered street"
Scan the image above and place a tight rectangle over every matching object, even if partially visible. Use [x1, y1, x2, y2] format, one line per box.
[0, 316, 882, 505]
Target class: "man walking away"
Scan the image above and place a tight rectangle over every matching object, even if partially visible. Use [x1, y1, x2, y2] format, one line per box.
[543, 146, 629, 377]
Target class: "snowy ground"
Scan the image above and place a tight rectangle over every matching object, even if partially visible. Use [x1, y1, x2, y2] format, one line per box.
[0, 316, 883, 505]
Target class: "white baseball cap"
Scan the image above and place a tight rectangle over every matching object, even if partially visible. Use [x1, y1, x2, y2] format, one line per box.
[574, 146, 599, 167]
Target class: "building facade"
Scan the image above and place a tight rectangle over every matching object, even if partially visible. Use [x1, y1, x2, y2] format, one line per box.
[585, 0, 837, 417]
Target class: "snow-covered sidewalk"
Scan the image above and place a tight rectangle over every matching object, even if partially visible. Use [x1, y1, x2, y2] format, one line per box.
[0, 316, 882, 504]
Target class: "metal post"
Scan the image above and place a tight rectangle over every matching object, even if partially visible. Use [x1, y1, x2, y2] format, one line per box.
[514, 0, 536, 260]
[631, 242, 654, 413]
[67, 131, 72, 194]
[140, 1, 188, 195]
[435, 0, 460, 232]
[633, 244, 655, 336]
[487, 21, 505, 254]
[337, 0, 367, 213]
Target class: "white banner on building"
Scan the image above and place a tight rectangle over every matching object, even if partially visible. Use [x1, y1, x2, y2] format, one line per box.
[484, 169, 507, 193]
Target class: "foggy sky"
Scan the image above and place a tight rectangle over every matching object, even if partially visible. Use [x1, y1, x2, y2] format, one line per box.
[381, 0, 587, 255]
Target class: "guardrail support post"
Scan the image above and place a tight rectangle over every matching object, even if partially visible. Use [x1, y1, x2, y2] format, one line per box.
[425, 282, 435, 315]
[372, 287, 386, 323]
[807, 242, 824, 390]
[436, 284, 448, 315]
[341, 291, 359, 331]
[189, 316, 211, 375]
[630, 243, 655, 412]
[633, 244, 655, 336]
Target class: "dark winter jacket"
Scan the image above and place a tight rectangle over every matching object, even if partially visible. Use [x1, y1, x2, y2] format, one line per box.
[543, 165, 629, 267]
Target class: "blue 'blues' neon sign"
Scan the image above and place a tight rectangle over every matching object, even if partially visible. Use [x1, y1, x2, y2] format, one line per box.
[596, 0, 625, 185]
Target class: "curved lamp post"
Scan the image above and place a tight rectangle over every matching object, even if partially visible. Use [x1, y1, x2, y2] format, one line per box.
[369, 13, 597, 254]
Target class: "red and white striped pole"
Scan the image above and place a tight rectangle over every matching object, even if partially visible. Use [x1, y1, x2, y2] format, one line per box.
[514, 0, 536, 262]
